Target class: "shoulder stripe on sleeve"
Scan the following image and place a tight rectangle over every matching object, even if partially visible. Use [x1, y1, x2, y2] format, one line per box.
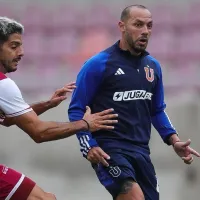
[6, 107, 32, 117]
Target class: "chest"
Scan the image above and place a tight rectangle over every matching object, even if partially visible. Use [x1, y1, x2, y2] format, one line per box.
[102, 58, 158, 92]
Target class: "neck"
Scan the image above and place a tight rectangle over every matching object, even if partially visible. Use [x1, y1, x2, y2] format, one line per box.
[0, 64, 6, 74]
[119, 38, 141, 56]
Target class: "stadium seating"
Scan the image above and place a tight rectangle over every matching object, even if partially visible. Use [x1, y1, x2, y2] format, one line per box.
[3, 1, 199, 91]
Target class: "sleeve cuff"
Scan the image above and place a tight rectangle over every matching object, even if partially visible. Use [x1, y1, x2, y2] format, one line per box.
[164, 132, 178, 145]
[79, 136, 99, 158]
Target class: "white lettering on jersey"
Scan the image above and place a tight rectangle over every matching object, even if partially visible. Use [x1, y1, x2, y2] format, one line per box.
[113, 90, 153, 101]
[2, 166, 8, 174]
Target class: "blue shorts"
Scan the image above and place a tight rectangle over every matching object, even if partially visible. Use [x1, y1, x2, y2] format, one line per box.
[92, 150, 159, 200]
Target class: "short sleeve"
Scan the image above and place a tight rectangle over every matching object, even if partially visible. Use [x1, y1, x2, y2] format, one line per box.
[0, 78, 32, 117]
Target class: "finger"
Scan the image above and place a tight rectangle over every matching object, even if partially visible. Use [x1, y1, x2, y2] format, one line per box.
[182, 139, 191, 147]
[189, 147, 200, 157]
[98, 120, 118, 124]
[52, 96, 67, 102]
[85, 106, 91, 114]
[98, 150, 110, 160]
[98, 125, 115, 130]
[64, 82, 76, 87]
[66, 86, 76, 90]
[63, 89, 74, 93]
[87, 157, 99, 163]
[184, 157, 193, 165]
[87, 152, 100, 163]
[53, 88, 68, 96]
[64, 85, 76, 89]
[54, 88, 64, 95]
[98, 108, 115, 116]
[60, 88, 74, 93]
[100, 157, 109, 167]
[92, 153, 104, 164]
[100, 114, 118, 120]
[182, 155, 193, 162]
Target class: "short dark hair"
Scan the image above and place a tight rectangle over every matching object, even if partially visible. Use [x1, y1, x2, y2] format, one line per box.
[0, 17, 24, 44]
[120, 5, 148, 21]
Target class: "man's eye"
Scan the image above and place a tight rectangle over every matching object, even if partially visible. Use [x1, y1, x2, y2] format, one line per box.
[135, 23, 142, 27]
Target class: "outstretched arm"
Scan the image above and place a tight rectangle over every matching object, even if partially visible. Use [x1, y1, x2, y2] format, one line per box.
[13, 106, 117, 143]
[151, 61, 200, 164]
[1, 82, 76, 126]
[0, 78, 118, 142]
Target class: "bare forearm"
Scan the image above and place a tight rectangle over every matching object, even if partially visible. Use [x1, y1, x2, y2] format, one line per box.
[31, 101, 52, 116]
[34, 120, 88, 143]
[1, 101, 53, 127]
[168, 134, 180, 146]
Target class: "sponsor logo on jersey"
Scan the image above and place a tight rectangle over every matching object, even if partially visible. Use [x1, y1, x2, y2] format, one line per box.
[113, 90, 153, 101]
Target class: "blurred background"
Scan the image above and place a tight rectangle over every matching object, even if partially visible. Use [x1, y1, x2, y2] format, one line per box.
[0, 0, 200, 199]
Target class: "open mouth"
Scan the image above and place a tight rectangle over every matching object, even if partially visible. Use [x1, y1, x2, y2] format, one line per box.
[13, 58, 21, 65]
[138, 38, 148, 45]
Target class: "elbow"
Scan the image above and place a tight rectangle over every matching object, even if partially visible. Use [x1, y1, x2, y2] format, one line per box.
[3, 123, 12, 127]
[32, 135, 43, 143]
[151, 109, 164, 117]
[31, 130, 45, 143]
[1, 121, 14, 127]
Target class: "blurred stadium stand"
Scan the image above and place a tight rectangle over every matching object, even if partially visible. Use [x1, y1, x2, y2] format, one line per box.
[0, 0, 200, 199]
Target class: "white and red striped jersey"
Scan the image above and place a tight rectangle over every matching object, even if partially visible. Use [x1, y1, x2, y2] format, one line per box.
[0, 72, 32, 122]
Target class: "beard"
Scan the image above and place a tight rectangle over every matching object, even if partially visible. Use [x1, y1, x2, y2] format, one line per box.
[125, 32, 148, 54]
[0, 59, 17, 73]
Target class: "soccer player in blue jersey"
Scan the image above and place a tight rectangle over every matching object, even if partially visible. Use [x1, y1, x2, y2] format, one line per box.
[68, 5, 200, 200]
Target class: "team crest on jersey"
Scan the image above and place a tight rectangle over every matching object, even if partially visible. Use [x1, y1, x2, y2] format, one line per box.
[144, 65, 154, 82]
[109, 166, 121, 177]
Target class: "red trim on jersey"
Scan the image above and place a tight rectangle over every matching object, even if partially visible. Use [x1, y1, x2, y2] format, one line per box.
[0, 72, 7, 80]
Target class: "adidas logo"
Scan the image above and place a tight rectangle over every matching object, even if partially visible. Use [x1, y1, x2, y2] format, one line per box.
[115, 68, 125, 75]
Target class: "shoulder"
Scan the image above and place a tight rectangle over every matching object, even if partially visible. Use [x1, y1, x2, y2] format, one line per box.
[0, 77, 32, 117]
[85, 51, 110, 67]
[146, 55, 162, 76]
[0, 78, 22, 107]
[80, 50, 111, 75]
[146, 55, 161, 69]
[0, 77, 20, 93]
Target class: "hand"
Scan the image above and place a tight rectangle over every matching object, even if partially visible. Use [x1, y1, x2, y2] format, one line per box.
[87, 147, 110, 167]
[83, 106, 118, 132]
[49, 82, 76, 108]
[173, 139, 200, 164]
